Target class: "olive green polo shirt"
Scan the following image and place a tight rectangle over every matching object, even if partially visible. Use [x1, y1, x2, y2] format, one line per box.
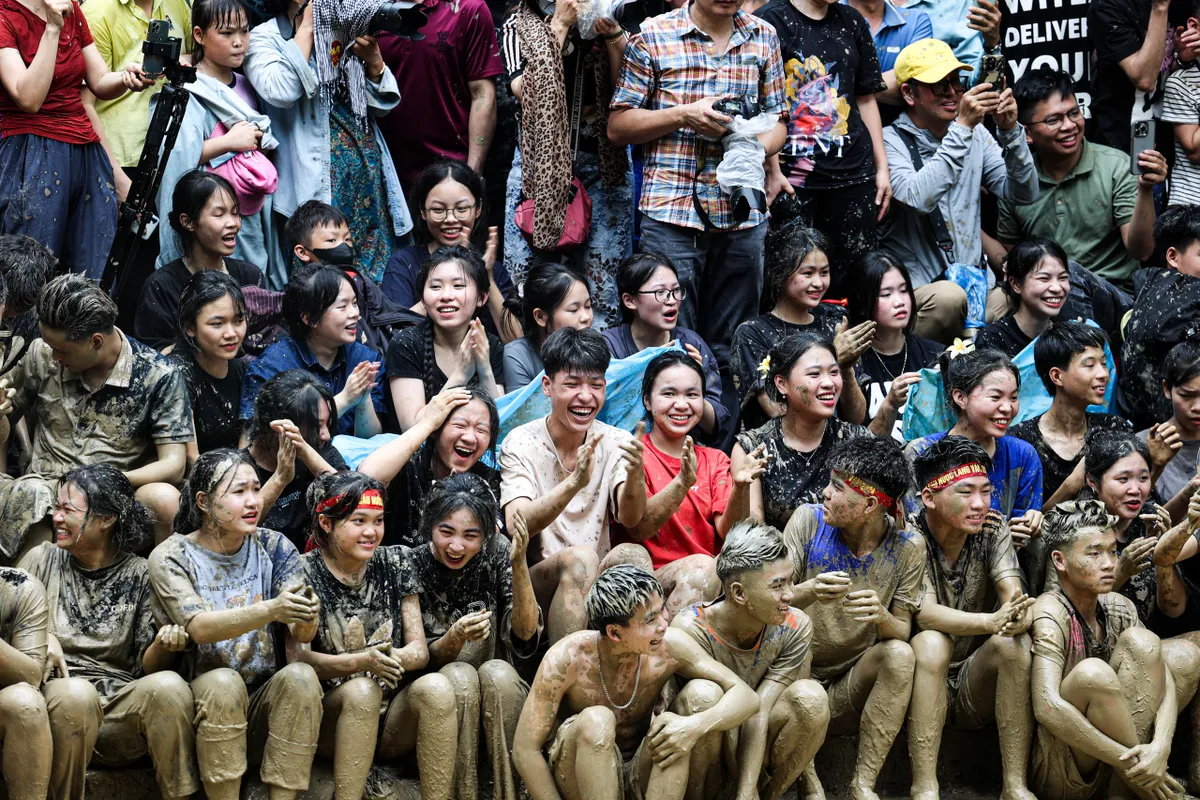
[997, 139, 1139, 289]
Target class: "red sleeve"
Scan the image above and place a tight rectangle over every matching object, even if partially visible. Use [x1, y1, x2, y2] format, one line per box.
[74, 2, 92, 48]
[0, 12, 20, 51]
[462, 0, 502, 82]
[706, 448, 734, 517]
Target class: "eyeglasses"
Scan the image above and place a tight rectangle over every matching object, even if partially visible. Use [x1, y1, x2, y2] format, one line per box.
[914, 76, 965, 97]
[1028, 106, 1083, 131]
[425, 203, 477, 222]
[637, 287, 686, 304]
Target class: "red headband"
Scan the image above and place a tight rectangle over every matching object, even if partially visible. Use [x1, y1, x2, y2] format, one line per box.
[841, 472, 895, 510]
[925, 463, 988, 493]
[316, 488, 384, 515]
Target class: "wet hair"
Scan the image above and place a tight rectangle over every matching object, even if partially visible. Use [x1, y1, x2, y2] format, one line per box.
[190, 0, 248, 65]
[306, 471, 387, 549]
[174, 448, 257, 533]
[617, 253, 676, 323]
[416, 472, 499, 545]
[848, 251, 917, 332]
[586, 564, 663, 634]
[419, 387, 500, 475]
[284, 200, 349, 253]
[0, 235, 54, 316]
[763, 223, 828, 309]
[1013, 66, 1077, 125]
[409, 160, 485, 246]
[1083, 429, 1152, 488]
[937, 348, 1020, 418]
[169, 170, 240, 255]
[715, 521, 788, 585]
[1164, 340, 1200, 389]
[765, 332, 837, 405]
[912, 434, 994, 489]
[59, 464, 151, 556]
[1033, 320, 1108, 395]
[503, 260, 590, 347]
[175, 270, 247, 355]
[828, 435, 913, 501]
[1001, 237, 1070, 306]
[38, 274, 118, 340]
[1042, 499, 1118, 556]
[247, 369, 337, 453]
[283, 263, 356, 342]
[1154, 205, 1200, 266]
[542, 326, 611, 379]
[641, 350, 706, 409]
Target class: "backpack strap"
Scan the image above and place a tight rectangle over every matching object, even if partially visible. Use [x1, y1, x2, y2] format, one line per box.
[895, 127, 955, 264]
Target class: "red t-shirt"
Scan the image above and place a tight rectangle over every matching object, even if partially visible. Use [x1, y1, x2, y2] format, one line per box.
[0, 0, 96, 144]
[377, 0, 503, 189]
[616, 434, 734, 570]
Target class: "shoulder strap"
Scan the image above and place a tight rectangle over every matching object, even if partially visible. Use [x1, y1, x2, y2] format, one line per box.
[894, 127, 954, 262]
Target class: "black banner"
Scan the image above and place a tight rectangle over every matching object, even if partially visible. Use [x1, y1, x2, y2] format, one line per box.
[1001, 0, 1093, 118]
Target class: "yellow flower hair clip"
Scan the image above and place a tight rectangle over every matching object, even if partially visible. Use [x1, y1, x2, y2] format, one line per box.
[757, 354, 771, 377]
[946, 338, 975, 359]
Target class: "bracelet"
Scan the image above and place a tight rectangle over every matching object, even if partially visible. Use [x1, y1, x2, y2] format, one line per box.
[599, 28, 626, 41]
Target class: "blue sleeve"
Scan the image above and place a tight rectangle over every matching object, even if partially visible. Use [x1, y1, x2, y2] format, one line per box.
[910, 10, 933, 42]
[381, 252, 418, 307]
[1015, 441, 1044, 516]
[350, 343, 388, 414]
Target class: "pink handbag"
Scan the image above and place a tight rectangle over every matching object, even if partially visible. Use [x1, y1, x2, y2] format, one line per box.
[208, 121, 278, 215]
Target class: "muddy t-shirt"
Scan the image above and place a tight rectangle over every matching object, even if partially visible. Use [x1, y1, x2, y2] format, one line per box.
[149, 529, 304, 688]
[22, 543, 157, 698]
[0, 567, 48, 678]
[406, 535, 542, 667]
[1032, 590, 1141, 677]
[781, 504, 925, 681]
[301, 546, 416, 693]
[916, 510, 1022, 670]
[672, 599, 810, 688]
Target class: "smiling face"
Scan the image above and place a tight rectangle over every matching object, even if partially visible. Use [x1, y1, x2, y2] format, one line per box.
[732, 558, 795, 627]
[1011, 255, 1069, 319]
[1053, 527, 1118, 595]
[544, 370, 607, 434]
[775, 346, 842, 420]
[1025, 91, 1083, 159]
[782, 251, 830, 311]
[922, 475, 993, 535]
[309, 278, 360, 348]
[908, 73, 965, 124]
[194, 7, 249, 69]
[623, 266, 681, 332]
[186, 293, 246, 362]
[536, 279, 593, 338]
[1167, 374, 1200, 437]
[608, 592, 670, 654]
[422, 178, 480, 248]
[52, 482, 111, 552]
[183, 188, 242, 260]
[646, 363, 704, 440]
[423, 260, 483, 331]
[433, 398, 492, 475]
[1053, 345, 1109, 407]
[1093, 452, 1152, 522]
[431, 507, 486, 569]
[822, 470, 875, 528]
[874, 267, 913, 332]
[324, 505, 385, 564]
[203, 463, 262, 536]
[953, 368, 1019, 438]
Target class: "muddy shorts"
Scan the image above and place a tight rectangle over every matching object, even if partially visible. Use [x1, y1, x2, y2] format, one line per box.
[1030, 723, 1110, 800]
[945, 649, 990, 730]
[548, 712, 649, 800]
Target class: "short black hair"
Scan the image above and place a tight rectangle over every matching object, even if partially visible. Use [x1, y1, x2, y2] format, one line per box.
[1164, 339, 1200, 389]
[1154, 205, 1200, 265]
[912, 434, 994, 489]
[283, 263, 356, 341]
[417, 472, 499, 546]
[1012, 66, 1076, 125]
[541, 326, 610, 379]
[641, 350, 706, 409]
[1033, 320, 1108, 395]
[1002, 237, 1070, 306]
[938, 348, 1020, 417]
[38, 274, 117, 340]
[617, 253, 676, 322]
[169, 170, 240, 255]
[284, 200, 349, 253]
[848, 250, 917, 332]
[0, 235, 55, 316]
[827, 436, 912, 501]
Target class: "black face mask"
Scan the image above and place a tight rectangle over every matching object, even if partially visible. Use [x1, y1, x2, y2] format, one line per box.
[311, 242, 357, 268]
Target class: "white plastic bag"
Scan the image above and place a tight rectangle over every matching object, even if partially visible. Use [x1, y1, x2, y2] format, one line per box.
[577, 0, 636, 39]
[715, 111, 778, 195]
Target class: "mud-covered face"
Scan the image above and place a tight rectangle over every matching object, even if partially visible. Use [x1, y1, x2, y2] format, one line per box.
[431, 507, 485, 569]
[203, 463, 262, 536]
[775, 347, 841, 420]
[922, 475, 993, 535]
[1053, 527, 1117, 595]
[606, 593, 669, 655]
[52, 483, 111, 551]
[822, 470, 874, 528]
[433, 398, 492, 475]
[733, 558, 794, 627]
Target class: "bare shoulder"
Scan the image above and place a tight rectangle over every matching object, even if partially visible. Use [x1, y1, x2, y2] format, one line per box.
[535, 630, 596, 685]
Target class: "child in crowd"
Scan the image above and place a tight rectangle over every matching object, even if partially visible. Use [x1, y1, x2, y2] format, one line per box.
[502, 261, 592, 391]
[138, 171, 265, 351]
[297, 471, 454, 800]
[382, 160, 514, 338]
[168, 272, 248, 463]
[602, 254, 729, 445]
[158, 0, 282, 286]
[975, 238, 1070, 358]
[734, 332, 870, 531]
[242, 264, 385, 438]
[731, 224, 872, 431]
[847, 251, 942, 439]
[614, 351, 767, 615]
[388, 246, 504, 430]
[1142, 340, 1200, 522]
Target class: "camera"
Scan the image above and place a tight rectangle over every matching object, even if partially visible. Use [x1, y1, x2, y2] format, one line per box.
[713, 97, 761, 122]
[367, 0, 429, 39]
[142, 19, 182, 78]
[709, 98, 769, 225]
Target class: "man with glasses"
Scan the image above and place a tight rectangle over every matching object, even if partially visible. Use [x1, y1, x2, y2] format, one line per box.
[878, 38, 1038, 344]
[995, 67, 1165, 295]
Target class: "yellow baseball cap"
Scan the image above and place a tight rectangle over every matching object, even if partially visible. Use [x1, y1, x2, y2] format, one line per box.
[895, 38, 973, 85]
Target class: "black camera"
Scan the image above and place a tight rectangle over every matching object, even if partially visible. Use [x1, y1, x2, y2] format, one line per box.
[142, 19, 182, 78]
[368, 0, 430, 39]
[712, 97, 761, 121]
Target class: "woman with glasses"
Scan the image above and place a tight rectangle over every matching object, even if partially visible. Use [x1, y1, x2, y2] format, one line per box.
[382, 160, 517, 339]
[601, 253, 730, 444]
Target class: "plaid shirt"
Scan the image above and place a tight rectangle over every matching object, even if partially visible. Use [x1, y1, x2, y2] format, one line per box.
[611, 6, 786, 231]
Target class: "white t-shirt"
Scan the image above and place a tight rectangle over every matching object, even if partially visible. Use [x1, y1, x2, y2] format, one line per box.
[1162, 64, 1200, 207]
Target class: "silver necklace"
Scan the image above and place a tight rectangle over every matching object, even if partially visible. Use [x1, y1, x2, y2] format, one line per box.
[870, 339, 907, 382]
[598, 648, 641, 710]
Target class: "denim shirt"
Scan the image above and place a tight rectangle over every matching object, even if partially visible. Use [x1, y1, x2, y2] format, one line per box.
[244, 15, 413, 237]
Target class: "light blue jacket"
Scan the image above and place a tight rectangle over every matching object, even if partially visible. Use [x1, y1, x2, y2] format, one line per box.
[243, 16, 413, 238]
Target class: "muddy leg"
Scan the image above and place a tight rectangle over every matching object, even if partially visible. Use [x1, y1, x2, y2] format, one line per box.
[906, 630, 951, 800]
[531, 547, 600, 643]
[316, 677, 383, 800]
[379, 672, 459, 800]
[762, 679, 829, 800]
[441, 661, 482, 800]
[843, 639, 915, 800]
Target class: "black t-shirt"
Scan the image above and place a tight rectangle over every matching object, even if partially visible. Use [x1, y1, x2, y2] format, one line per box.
[754, 0, 885, 190]
[386, 320, 506, 401]
[247, 444, 350, 551]
[384, 449, 501, 548]
[853, 335, 942, 439]
[974, 315, 1032, 359]
[1009, 412, 1133, 499]
[168, 352, 246, 455]
[135, 259, 266, 351]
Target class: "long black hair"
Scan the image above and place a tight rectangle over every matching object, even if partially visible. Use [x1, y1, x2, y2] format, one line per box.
[59, 464, 151, 556]
[417, 472, 499, 545]
[174, 448, 257, 534]
[765, 332, 838, 406]
[247, 370, 337, 453]
[175, 270, 247, 355]
[848, 251, 917, 333]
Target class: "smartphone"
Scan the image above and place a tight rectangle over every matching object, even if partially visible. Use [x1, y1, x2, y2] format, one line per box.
[1131, 119, 1157, 175]
[977, 53, 1006, 90]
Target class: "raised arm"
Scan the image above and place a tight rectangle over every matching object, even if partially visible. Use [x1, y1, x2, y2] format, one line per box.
[503, 434, 600, 537]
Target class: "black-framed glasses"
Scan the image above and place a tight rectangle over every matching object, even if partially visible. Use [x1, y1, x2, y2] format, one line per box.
[425, 203, 477, 222]
[637, 287, 686, 303]
[1029, 106, 1083, 131]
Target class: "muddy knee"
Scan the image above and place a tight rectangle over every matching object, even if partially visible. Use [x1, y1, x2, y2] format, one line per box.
[43, 677, 101, 727]
[1117, 627, 1163, 664]
[0, 682, 49, 729]
[877, 638, 916, 680]
[410, 673, 458, 719]
[558, 547, 601, 589]
[193, 668, 250, 725]
[478, 659, 522, 705]
[1069, 658, 1122, 696]
[274, 662, 322, 703]
[137, 671, 194, 718]
[675, 679, 724, 716]
[574, 706, 617, 751]
[336, 676, 384, 716]
[990, 632, 1032, 671]
[603, 544, 653, 573]
[780, 679, 829, 729]
[136, 483, 181, 521]
[911, 630, 952, 676]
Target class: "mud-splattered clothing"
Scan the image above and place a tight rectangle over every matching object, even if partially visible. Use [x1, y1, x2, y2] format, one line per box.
[21, 543, 156, 698]
[168, 352, 246, 455]
[1120, 268, 1200, 429]
[904, 432, 1043, 519]
[736, 417, 870, 531]
[248, 444, 349, 551]
[672, 600, 810, 687]
[149, 529, 305, 688]
[1009, 413, 1131, 501]
[301, 545, 416, 693]
[9, 330, 194, 478]
[383, 449, 499, 548]
[499, 417, 632, 558]
[0, 473, 55, 562]
[0, 566, 49, 678]
[406, 536, 542, 667]
[781, 504, 925, 681]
